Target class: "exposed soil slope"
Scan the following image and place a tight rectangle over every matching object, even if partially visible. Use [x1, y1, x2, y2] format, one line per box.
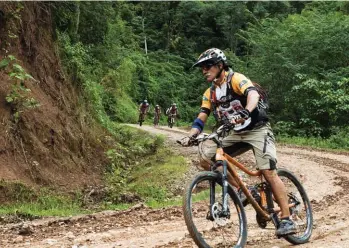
[0, 2, 108, 193]
[1, 124, 349, 248]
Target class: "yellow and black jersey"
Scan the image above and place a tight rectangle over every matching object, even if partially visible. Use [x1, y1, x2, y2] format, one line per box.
[201, 72, 254, 111]
[200, 70, 268, 130]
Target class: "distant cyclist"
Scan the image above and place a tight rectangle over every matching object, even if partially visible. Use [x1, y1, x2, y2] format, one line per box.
[166, 103, 179, 127]
[138, 100, 149, 125]
[154, 104, 161, 127]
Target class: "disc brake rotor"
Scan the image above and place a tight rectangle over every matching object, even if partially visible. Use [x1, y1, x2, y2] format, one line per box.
[211, 202, 228, 226]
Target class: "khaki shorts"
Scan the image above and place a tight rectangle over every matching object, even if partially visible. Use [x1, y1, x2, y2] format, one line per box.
[201, 123, 277, 170]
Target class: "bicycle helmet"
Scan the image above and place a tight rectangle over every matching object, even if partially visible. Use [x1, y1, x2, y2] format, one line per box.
[143, 100, 148, 103]
[172, 103, 176, 106]
[193, 48, 227, 68]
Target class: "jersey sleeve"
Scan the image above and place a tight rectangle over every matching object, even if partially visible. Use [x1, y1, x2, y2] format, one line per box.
[231, 73, 254, 96]
[201, 88, 211, 110]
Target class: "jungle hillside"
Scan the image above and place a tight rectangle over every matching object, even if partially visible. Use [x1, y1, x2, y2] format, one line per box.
[0, 0, 349, 217]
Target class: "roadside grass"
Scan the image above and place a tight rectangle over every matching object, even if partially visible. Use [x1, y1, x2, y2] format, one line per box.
[0, 125, 189, 218]
[128, 147, 188, 207]
[0, 181, 87, 217]
[277, 135, 349, 152]
[104, 144, 188, 210]
[0, 198, 85, 217]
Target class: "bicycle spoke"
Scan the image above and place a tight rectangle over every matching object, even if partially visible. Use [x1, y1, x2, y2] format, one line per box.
[186, 176, 244, 247]
[275, 169, 313, 244]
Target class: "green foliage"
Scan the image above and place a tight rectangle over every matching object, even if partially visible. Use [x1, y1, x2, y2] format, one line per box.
[1, 55, 39, 123]
[278, 126, 349, 151]
[54, 2, 349, 145]
[286, 74, 349, 137]
[243, 8, 349, 138]
[128, 147, 188, 203]
[104, 125, 166, 203]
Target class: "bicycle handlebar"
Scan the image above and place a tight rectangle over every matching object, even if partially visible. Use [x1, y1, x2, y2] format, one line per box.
[177, 123, 234, 147]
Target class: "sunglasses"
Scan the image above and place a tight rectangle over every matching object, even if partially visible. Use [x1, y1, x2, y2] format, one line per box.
[200, 62, 216, 71]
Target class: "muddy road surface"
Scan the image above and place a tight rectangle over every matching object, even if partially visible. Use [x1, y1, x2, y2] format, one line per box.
[1, 124, 349, 248]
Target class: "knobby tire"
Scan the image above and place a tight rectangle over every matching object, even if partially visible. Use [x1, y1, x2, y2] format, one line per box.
[276, 168, 313, 244]
[183, 171, 247, 248]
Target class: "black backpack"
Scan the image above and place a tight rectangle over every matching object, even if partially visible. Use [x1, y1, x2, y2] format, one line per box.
[252, 81, 269, 109]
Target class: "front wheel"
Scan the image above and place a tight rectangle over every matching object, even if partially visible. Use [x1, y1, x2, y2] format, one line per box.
[169, 117, 174, 128]
[139, 113, 144, 126]
[183, 171, 247, 248]
[276, 169, 313, 244]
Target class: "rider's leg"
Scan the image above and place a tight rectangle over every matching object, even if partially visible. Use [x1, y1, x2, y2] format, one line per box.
[199, 158, 239, 188]
[245, 123, 296, 235]
[245, 125, 291, 217]
[261, 169, 290, 217]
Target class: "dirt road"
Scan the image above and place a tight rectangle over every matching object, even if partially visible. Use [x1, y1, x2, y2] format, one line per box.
[1, 124, 349, 248]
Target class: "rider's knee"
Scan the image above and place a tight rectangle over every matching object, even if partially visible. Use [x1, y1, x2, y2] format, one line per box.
[261, 162, 278, 181]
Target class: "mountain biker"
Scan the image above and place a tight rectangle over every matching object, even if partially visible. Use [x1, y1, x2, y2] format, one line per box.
[139, 100, 150, 121]
[180, 48, 296, 236]
[154, 104, 161, 127]
[166, 103, 179, 126]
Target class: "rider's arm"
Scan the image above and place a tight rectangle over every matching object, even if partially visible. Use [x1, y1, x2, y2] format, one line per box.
[145, 104, 149, 113]
[245, 89, 260, 113]
[189, 88, 211, 136]
[232, 73, 260, 113]
[189, 112, 208, 137]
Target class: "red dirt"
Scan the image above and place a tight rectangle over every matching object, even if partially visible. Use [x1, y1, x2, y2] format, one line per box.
[0, 2, 108, 192]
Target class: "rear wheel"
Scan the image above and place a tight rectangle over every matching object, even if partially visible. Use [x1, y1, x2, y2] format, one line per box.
[139, 113, 144, 126]
[154, 115, 159, 126]
[183, 171, 247, 248]
[274, 169, 313, 244]
[170, 117, 174, 128]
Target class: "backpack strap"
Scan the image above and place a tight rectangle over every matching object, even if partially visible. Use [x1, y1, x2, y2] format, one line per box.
[226, 70, 235, 96]
[210, 70, 235, 122]
[210, 84, 219, 121]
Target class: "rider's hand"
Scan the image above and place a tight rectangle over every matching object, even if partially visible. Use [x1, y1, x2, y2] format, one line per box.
[179, 136, 192, 146]
[177, 128, 200, 146]
[230, 109, 250, 124]
[178, 135, 197, 147]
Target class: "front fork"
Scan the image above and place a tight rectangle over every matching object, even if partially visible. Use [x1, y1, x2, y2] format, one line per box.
[209, 160, 230, 218]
